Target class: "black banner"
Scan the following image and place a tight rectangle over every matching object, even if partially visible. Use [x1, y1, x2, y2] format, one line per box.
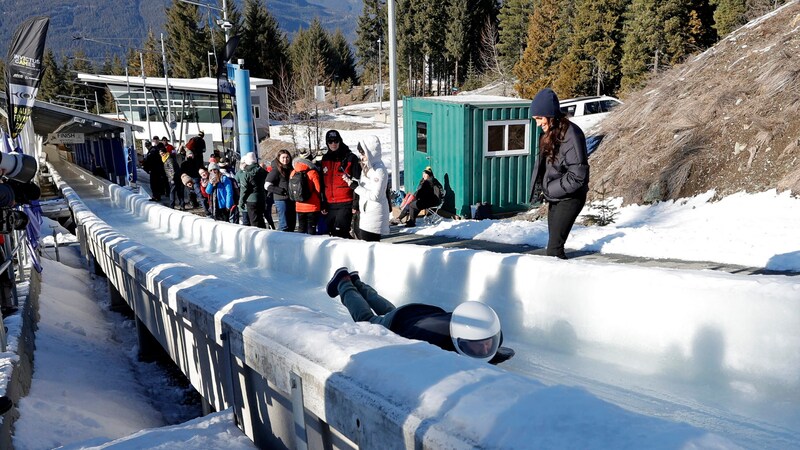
[5, 16, 49, 139]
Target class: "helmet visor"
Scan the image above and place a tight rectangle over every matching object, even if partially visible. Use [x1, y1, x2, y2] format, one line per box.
[456, 332, 501, 359]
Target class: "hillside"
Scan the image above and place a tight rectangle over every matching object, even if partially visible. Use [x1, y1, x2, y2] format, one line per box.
[589, 0, 800, 204]
[0, 0, 361, 60]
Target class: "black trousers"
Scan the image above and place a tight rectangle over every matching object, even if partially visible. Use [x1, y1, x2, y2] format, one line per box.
[297, 211, 319, 234]
[246, 201, 266, 228]
[546, 193, 586, 259]
[326, 203, 353, 239]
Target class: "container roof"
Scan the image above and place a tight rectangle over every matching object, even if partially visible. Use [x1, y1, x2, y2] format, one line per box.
[424, 94, 530, 106]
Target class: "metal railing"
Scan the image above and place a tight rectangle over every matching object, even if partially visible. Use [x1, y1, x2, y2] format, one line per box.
[0, 229, 29, 352]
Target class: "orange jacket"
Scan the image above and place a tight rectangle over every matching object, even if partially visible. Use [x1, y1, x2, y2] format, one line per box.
[290, 158, 321, 213]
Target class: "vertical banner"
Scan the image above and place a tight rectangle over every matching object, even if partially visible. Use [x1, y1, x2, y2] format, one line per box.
[216, 35, 239, 157]
[5, 16, 49, 140]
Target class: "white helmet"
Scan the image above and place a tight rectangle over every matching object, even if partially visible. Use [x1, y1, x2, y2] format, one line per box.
[450, 302, 502, 362]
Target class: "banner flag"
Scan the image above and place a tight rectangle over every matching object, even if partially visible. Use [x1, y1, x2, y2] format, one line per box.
[216, 35, 239, 156]
[5, 16, 49, 139]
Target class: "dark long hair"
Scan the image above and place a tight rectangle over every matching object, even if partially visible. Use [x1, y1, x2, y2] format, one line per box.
[539, 117, 571, 164]
[276, 149, 292, 178]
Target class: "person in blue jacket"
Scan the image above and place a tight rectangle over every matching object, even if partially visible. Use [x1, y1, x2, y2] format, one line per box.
[326, 267, 514, 364]
[206, 162, 236, 222]
[529, 88, 590, 259]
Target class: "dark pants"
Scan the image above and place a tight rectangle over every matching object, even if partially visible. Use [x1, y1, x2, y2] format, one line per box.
[297, 211, 319, 234]
[546, 193, 587, 259]
[246, 201, 266, 228]
[265, 196, 275, 229]
[326, 203, 353, 239]
[358, 229, 381, 242]
[338, 279, 397, 327]
[168, 181, 185, 208]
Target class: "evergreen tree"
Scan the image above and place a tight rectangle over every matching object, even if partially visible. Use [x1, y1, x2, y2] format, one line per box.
[330, 29, 358, 85]
[355, 0, 386, 83]
[620, 0, 658, 93]
[39, 49, 65, 104]
[467, 0, 501, 74]
[290, 20, 333, 101]
[514, 0, 565, 98]
[397, 0, 424, 94]
[620, 0, 717, 93]
[239, 0, 290, 81]
[445, 0, 470, 86]
[711, 0, 747, 37]
[498, 0, 535, 71]
[554, 0, 626, 97]
[164, 0, 206, 78]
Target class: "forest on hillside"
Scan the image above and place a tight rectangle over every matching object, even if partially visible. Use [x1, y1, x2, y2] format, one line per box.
[2, 0, 789, 117]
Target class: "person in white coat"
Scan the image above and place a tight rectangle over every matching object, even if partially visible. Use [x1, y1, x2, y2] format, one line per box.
[340, 135, 390, 241]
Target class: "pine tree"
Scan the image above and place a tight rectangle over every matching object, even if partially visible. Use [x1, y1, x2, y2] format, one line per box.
[711, 0, 747, 37]
[445, 0, 470, 86]
[164, 0, 206, 78]
[620, 0, 658, 93]
[290, 20, 333, 102]
[39, 49, 65, 104]
[498, 0, 535, 71]
[239, 0, 290, 81]
[554, 0, 626, 97]
[330, 29, 358, 85]
[355, 0, 386, 83]
[514, 0, 565, 98]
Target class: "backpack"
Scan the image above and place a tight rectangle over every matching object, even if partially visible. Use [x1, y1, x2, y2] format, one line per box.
[288, 169, 311, 202]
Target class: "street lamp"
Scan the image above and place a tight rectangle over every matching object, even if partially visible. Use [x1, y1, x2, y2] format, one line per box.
[377, 38, 382, 109]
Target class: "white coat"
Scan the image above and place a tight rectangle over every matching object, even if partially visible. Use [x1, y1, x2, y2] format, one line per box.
[353, 135, 390, 236]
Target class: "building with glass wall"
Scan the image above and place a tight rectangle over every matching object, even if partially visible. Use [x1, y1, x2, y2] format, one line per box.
[77, 73, 272, 156]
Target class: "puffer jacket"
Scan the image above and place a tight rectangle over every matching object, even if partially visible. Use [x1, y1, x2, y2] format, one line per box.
[529, 121, 589, 203]
[353, 136, 390, 235]
[291, 157, 322, 213]
[265, 158, 292, 201]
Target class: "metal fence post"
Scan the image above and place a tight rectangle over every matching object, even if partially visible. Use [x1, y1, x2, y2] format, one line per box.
[290, 372, 309, 450]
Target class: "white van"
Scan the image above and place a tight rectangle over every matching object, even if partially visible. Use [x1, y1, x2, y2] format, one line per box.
[559, 95, 622, 133]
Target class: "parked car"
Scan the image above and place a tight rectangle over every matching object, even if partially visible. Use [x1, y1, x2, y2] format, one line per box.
[559, 95, 622, 133]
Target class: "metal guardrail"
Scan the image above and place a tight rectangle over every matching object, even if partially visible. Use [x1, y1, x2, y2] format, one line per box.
[0, 228, 29, 352]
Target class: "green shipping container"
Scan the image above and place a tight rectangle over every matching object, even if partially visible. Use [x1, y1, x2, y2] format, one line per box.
[403, 96, 538, 218]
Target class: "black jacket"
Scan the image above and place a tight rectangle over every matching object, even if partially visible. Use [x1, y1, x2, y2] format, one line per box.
[530, 121, 589, 203]
[266, 159, 292, 201]
[413, 177, 443, 210]
[389, 304, 456, 353]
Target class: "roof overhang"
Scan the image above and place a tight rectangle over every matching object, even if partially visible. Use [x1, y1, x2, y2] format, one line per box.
[77, 74, 273, 94]
[0, 93, 143, 141]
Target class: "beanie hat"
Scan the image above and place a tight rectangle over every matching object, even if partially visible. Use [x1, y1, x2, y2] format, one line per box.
[207, 162, 220, 170]
[242, 152, 257, 166]
[529, 88, 564, 118]
[423, 166, 434, 177]
[325, 130, 342, 143]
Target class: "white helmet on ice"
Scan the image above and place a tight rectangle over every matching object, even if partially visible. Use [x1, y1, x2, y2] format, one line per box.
[450, 301, 502, 362]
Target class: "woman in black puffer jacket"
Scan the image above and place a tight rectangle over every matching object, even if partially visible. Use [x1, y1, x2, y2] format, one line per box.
[529, 88, 589, 259]
[265, 149, 296, 231]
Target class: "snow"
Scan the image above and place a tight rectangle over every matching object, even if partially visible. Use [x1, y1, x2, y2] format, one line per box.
[3, 99, 798, 448]
[407, 189, 800, 272]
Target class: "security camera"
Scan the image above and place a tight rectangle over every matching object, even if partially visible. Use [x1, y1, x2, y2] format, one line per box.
[220, 21, 233, 31]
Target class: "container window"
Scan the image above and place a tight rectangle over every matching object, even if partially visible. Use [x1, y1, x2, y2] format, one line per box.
[487, 125, 504, 152]
[483, 120, 530, 156]
[253, 105, 260, 119]
[416, 121, 428, 153]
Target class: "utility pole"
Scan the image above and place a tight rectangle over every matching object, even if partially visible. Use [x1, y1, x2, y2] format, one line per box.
[388, 0, 399, 191]
[160, 33, 175, 141]
[378, 38, 383, 110]
[140, 52, 152, 139]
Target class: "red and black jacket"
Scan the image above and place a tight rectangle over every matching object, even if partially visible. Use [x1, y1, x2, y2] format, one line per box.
[319, 144, 361, 208]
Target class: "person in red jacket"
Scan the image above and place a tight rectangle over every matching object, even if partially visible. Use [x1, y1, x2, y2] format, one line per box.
[291, 156, 322, 234]
[319, 130, 361, 238]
